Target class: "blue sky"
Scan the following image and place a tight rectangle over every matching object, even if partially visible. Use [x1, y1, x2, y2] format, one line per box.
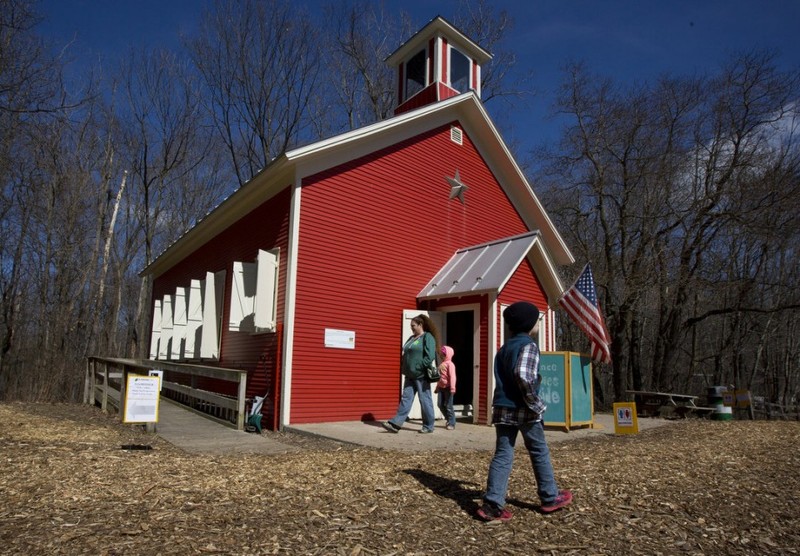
[38, 0, 800, 147]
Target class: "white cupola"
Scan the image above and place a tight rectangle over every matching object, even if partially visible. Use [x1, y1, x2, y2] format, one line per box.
[385, 16, 492, 115]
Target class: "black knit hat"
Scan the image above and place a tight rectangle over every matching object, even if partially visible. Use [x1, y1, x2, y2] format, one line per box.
[503, 301, 540, 334]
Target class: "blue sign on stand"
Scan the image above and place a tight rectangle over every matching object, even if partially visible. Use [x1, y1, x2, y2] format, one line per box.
[539, 352, 594, 430]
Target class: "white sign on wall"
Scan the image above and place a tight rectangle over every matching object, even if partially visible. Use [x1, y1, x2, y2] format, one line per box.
[325, 329, 355, 349]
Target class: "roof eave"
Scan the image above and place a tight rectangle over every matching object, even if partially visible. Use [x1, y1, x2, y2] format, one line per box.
[139, 157, 293, 279]
[385, 16, 493, 67]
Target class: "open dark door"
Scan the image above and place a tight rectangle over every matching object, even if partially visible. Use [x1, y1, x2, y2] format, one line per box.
[445, 310, 474, 410]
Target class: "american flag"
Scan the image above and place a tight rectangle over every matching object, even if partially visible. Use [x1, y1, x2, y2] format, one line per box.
[559, 264, 612, 364]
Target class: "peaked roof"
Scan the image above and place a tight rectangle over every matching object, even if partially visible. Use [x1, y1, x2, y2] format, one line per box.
[418, 231, 565, 306]
[141, 92, 574, 278]
[385, 15, 492, 67]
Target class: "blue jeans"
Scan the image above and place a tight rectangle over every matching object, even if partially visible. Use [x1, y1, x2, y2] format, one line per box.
[388, 376, 435, 432]
[484, 420, 558, 507]
[437, 390, 455, 427]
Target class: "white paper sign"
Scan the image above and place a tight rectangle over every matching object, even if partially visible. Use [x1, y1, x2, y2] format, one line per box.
[324, 328, 355, 349]
[123, 375, 160, 423]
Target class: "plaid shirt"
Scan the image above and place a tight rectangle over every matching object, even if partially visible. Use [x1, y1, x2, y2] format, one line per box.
[492, 342, 547, 425]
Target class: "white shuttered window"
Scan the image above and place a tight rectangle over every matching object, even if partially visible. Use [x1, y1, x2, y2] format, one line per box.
[229, 249, 279, 333]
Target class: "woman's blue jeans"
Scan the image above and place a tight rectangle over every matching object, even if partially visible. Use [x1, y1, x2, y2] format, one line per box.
[484, 420, 558, 507]
[438, 390, 456, 427]
[388, 376, 435, 432]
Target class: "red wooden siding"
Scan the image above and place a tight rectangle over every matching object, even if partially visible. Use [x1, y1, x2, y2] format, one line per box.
[438, 82, 459, 102]
[499, 259, 549, 316]
[497, 258, 549, 350]
[395, 83, 439, 115]
[150, 186, 292, 429]
[290, 123, 529, 423]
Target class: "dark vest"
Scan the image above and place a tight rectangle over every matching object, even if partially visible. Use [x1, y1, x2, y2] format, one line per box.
[492, 333, 536, 409]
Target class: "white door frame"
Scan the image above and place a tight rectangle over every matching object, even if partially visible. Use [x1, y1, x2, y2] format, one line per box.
[435, 303, 481, 423]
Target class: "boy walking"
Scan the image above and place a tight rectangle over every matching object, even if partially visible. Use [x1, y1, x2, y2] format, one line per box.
[478, 301, 572, 521]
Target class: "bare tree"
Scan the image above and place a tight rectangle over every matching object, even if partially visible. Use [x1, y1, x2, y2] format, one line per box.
[116, 47, 227, 358]
[316, 0, 523, 136]
[188, 0, 322, 187]
[452, 0, 527, 105]
[316, 1, 405, 134]
[0, 0, 91, 397]
[538, 52, 800, 404]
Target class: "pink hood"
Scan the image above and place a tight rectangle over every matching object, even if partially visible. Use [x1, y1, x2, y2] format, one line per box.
[441, 345, 454, 362]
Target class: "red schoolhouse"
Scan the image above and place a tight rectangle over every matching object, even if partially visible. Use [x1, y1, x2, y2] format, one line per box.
[142, 16, 574, 430]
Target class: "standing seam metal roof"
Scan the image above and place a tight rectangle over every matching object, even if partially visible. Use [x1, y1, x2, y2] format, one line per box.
[417, 231, 540, 300]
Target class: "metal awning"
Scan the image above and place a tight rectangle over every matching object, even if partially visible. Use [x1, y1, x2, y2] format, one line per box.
[418, 231, 541, 300]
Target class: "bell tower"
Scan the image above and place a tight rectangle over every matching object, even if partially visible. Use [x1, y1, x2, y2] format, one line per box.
[385, 16, 492, 116]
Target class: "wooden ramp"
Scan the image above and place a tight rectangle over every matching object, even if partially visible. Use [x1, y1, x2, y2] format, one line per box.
[155, 399, 299, 455]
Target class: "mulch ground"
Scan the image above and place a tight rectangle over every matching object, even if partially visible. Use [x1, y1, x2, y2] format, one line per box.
[1, 402, 798, 555]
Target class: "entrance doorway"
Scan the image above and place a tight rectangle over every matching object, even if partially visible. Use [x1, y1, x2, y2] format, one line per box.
[444, 310, 475, 417]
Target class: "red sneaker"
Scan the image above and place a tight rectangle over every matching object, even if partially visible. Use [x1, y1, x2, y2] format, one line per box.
[477, 503, 513, 522]
[540, 490, 573, 513]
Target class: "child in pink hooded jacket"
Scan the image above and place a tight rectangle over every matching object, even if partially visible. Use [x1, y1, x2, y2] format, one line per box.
[435, 346, 457, 430]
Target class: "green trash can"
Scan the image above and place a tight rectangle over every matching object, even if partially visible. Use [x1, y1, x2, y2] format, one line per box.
[708, 386, 732, 421]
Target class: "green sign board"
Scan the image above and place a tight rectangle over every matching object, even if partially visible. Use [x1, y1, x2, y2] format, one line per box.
[539, 354, 567, 424]
[539, 352, 593, 430]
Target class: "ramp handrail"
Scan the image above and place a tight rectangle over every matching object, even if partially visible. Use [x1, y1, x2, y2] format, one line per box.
[84, 357, 248, 430]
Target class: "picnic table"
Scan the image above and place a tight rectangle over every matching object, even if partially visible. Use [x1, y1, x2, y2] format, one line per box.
[626, 390, 714, 418]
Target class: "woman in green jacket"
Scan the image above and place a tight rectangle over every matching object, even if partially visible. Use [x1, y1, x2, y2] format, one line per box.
[382, 314, 441, 434]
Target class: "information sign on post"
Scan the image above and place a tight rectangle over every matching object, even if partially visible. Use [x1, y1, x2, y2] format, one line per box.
[123, 375, 160, 423]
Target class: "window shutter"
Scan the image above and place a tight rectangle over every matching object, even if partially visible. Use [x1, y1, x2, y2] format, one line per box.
[159, 294, 173, 359]
[171, 287, 187, 360]
[184, 279, 203, 359]
[254, 249, 279, 331]
[149, 299, 162, 359]
[200, 270, 224, 359]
